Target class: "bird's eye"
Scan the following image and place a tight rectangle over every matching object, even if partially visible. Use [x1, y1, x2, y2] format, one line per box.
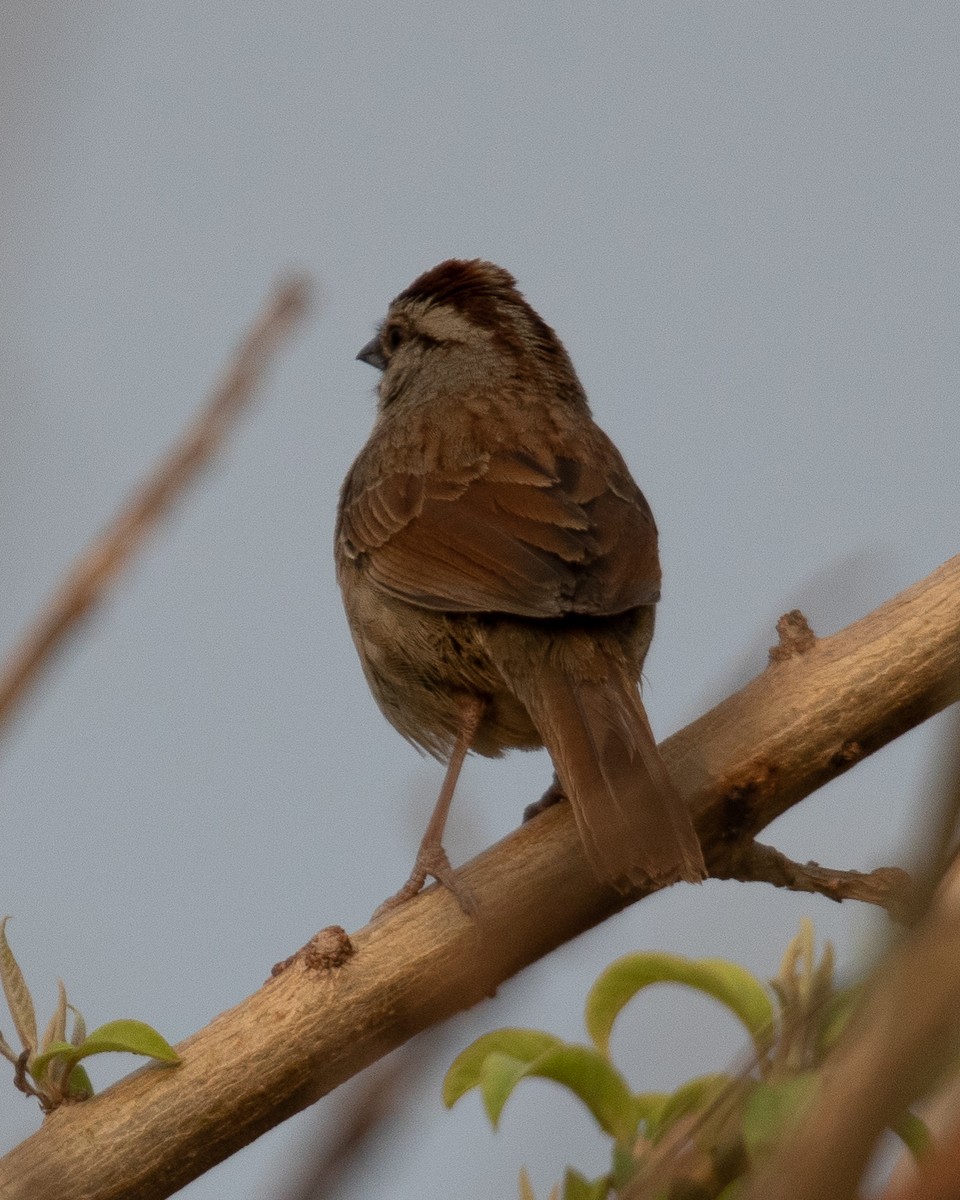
[382, 324, 405, 354]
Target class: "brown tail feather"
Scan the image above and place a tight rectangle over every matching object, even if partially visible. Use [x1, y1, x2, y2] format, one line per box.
[505, 658, 705, 890]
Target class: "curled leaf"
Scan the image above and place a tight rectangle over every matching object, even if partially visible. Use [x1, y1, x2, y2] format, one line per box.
[479, 1052, 531, 1127]
[477, 1043, 638, 1142]
[522, 1044, 638, 1143]
[444, 1029, 560, 1108]
[586, 952, 774, 1061]
[31, 1019, 179, 1082]
[68, 1003, 87, 1048]
[77, 1019, 179, 1062]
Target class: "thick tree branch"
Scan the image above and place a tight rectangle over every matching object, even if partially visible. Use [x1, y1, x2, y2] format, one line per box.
[0, 556, 958, 1200]
[0, 278, 309, 738]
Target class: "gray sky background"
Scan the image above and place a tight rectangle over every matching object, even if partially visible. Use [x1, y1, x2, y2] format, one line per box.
[2, 5, 958, 1197]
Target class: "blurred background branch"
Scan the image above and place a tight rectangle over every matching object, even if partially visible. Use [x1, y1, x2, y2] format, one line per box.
[0, 277, 309, 739]
[743, 709, 960, 1200]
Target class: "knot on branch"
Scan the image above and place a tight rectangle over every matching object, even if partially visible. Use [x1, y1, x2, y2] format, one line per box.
[271, 926, 356, 979]
[769, 610, 817, 663]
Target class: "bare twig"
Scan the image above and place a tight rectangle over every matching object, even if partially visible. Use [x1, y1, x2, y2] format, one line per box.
[0, 554, 957, 1200]
[0, 278, 310, 737]
[715, 841, 914, 921]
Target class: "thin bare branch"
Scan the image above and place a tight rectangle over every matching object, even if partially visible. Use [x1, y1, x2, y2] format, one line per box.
[0, 554, 958, 1200]
[0, 278, 310, 737]
[715, 841, 914, 921]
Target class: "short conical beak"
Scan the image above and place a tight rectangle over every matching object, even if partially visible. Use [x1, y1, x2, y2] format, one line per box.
[356, 335, 386, 371]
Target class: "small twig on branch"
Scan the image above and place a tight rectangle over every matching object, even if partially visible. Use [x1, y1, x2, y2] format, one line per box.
[715, 841, 914, 921]
[0, 278, 310, 738]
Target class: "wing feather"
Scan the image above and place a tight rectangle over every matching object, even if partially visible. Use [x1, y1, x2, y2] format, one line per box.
[339, 448, 659, 617]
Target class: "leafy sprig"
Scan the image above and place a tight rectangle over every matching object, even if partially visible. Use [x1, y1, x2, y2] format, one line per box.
[444, 920, 929, 1199]
[0, 917, 180, 1113]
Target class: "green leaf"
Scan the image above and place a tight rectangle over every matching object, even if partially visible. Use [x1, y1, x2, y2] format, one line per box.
[0, 917, 38, 1053]
[891, 1110, 932, 1161]
[65, 1063, 94, 1101]
[562, 1167, 609, 1200]
[479, 1052, 532, 1127]
[586, 952, 775, 1061]
[31, 1020, 180, 1081]
[742, 1075, 817, 1155]
[465, 1042, 638, 1142]
[78, 1019, 180, 1062]
[633, 1090, 670, 1134]
[526, 1045, 638, 1142]
[611, 1144, 637, 1188]
[30, 1040, 79, 1082]
[444, 1029, 561, 1107]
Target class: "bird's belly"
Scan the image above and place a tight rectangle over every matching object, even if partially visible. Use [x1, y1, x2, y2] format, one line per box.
[343, 583, 540, 759]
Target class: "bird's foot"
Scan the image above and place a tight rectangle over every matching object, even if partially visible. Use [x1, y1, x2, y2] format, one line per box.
[523, 776, 566, 823]
[372, 845, 477, 921]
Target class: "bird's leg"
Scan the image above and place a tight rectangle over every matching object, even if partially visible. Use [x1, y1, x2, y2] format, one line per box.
[374, 696, 484, 919]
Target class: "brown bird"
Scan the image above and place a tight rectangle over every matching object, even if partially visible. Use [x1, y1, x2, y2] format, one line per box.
[336, 260, 705, 914]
